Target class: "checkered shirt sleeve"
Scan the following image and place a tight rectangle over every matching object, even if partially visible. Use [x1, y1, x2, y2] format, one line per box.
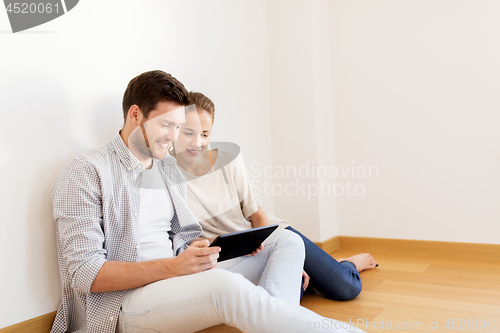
[50, 134, 202, 333]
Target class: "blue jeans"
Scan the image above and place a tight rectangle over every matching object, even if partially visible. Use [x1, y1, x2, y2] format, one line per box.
[285, 226, 362, 301]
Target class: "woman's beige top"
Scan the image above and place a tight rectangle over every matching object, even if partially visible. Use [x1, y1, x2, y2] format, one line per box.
[177, 150, 290, 239]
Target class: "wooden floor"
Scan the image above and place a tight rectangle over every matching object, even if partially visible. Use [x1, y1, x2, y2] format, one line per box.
[197, 249, 500, 332]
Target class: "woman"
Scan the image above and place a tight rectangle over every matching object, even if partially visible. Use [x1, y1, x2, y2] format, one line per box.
[171, 92, 378, 300]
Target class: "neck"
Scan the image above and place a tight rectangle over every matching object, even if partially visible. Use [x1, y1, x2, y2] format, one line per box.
[175, 149, 213, 176]
[140, 157, 154, 169]
[120, 128, 154, 169]
[120, 129, 129, 147]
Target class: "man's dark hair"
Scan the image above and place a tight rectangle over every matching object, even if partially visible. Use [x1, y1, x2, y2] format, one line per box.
[122, 70, 189, 120]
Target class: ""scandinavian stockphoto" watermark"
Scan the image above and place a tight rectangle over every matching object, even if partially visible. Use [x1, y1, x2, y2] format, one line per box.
[250, 161, 379, 199]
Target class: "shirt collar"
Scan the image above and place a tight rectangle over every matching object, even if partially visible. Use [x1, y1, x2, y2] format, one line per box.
[111, 132, 145, 174]
[162, 152, 177, 166]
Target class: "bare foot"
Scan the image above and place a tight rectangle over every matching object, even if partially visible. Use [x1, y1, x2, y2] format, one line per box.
[338, 253, 378, 272]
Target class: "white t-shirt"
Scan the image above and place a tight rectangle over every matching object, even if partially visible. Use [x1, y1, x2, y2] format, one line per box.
[138, 162, 175, 262]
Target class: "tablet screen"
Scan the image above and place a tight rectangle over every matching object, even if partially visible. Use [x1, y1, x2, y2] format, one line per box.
[209, 224, 279, 262]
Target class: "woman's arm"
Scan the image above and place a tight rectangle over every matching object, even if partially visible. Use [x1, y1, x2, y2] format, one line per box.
[249, 207, 269, 228]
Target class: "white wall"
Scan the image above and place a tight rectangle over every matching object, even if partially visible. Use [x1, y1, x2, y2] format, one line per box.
[266, 0, 337, 242]
[331, 0, 500, 243]
[1, 0, 500, 329]
[0, 0, 274, 328]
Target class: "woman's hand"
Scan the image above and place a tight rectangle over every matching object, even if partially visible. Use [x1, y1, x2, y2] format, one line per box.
[246, 243, 264, 257]
[302, 270, 310, 291]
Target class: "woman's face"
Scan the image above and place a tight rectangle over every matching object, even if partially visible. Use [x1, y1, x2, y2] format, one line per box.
[174, 109, 213, 164]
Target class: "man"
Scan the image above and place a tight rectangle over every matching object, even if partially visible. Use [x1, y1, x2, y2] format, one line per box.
[51, 70, 364, 333]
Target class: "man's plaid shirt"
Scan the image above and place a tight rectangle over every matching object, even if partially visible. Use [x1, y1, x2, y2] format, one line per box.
[50, 134, 202, 333]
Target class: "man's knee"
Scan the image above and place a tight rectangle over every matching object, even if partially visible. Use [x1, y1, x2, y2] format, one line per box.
[281, 228, 305, 247]
[273, 229, 305, 257]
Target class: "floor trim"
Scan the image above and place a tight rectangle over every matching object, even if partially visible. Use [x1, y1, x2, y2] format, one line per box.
[0, 311, 56, 333]
[314, 236, 340, 254]
[336, 236, 500, 260]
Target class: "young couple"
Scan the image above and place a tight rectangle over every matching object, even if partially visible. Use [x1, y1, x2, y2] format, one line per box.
[51, 70, 374, 333]
[172, 92, 378, 301]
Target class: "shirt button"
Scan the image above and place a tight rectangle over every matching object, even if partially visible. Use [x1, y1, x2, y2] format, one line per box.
[134, 212, 138, 217]
[127, 167, 131, 171]
[110, 316, 114, 321]
[136, 245, 140, 249]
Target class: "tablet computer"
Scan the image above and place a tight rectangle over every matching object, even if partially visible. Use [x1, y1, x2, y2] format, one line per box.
[209, 224, 279, 262]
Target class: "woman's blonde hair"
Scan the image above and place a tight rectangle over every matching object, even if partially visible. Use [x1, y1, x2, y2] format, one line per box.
[187, 91, 215, 123]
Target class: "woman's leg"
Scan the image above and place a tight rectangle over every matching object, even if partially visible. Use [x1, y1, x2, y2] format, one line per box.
[117, 269, 365, 333]
[285, 226, 362, 301]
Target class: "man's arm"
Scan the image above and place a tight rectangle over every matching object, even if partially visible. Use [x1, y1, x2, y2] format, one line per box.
[90, 239, 220, 293]
[53, 160, 219, 294]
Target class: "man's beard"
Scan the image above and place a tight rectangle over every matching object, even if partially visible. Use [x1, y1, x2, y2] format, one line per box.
[130, 126, 172, 161]
[129, 125, 154, 160]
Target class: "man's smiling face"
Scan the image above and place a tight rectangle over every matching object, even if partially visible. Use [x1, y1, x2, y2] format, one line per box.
[129, 101, 185, 162]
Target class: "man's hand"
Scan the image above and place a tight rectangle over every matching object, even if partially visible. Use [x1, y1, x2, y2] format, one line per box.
[170, 240, 220, 276]
[189, 237, 216, 246]
[246, 243, 264, 257]
[90, 241, 220, 293]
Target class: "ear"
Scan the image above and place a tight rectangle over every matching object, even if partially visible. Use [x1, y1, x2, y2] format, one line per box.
[126, 105, 144, 126]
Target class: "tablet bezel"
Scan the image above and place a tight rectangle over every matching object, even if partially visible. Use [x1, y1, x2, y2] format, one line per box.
[209, 224, 279, 262]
